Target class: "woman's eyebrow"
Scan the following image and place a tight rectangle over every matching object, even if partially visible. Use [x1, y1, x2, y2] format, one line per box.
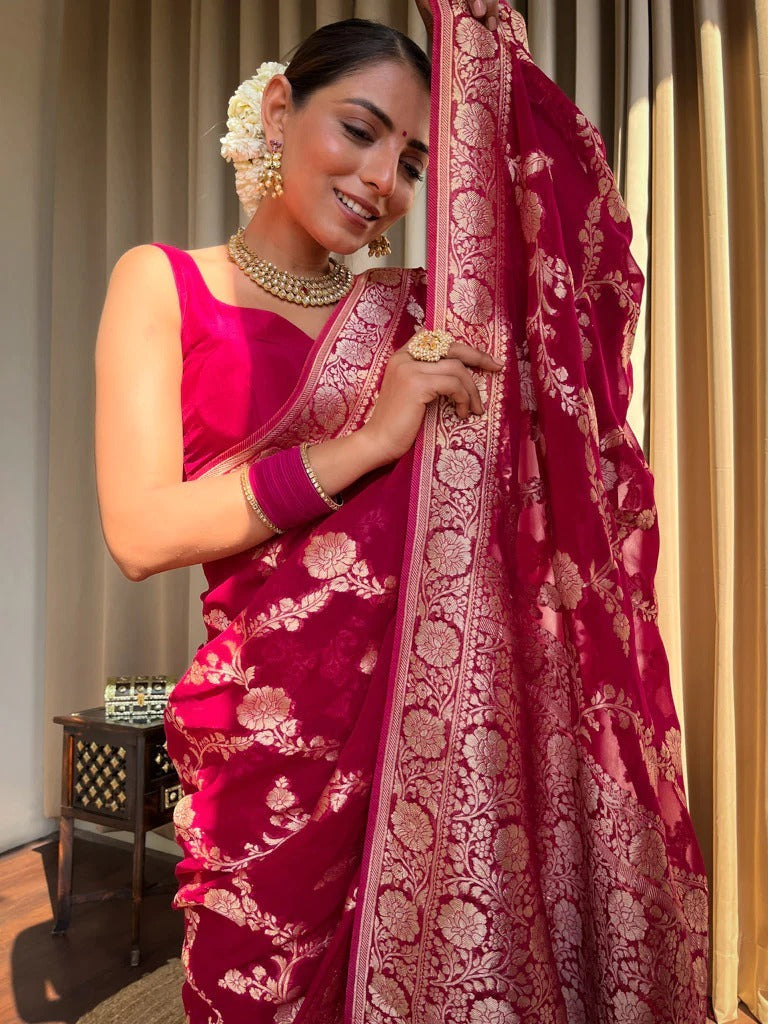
[343, 97, 429, 156]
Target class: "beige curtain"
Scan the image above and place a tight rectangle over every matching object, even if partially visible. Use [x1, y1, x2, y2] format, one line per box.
[650, 1, 768, 1021]
[41, 0, 766, 1019]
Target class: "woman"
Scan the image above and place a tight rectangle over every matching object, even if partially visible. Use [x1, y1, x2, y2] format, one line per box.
[95, 2, 708, 1022]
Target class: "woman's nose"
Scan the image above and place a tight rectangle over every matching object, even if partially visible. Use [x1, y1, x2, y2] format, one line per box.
[362, 150, 398, 198]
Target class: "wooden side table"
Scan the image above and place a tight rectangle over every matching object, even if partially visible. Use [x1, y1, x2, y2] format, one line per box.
[51, 707, 183, 966]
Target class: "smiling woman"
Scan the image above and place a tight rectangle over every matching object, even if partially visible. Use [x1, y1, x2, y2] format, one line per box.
[260, 61, 430, 261]
[93, 2, 707, 1022]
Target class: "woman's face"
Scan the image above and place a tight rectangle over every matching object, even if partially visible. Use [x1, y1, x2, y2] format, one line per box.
[266, 61, 431, 255]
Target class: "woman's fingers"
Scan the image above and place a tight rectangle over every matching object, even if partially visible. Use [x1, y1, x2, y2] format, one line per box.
[419, 360, 485, 416]
[439, 358, 484, 413]
[470, 0, 500, 31]
[428, 373, 476, 418]
[446, 342, 504, 372]
[397, 337, 504, 417]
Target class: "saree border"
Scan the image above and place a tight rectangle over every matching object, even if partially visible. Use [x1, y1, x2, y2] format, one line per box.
[193, 268, 397, 480]
[346, 2, 514, 1018]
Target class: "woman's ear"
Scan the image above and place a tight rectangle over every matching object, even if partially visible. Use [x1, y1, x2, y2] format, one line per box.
[260, 74, 293, 141]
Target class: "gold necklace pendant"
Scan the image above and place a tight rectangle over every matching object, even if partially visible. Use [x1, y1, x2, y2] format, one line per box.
[226, 229, 353, 307]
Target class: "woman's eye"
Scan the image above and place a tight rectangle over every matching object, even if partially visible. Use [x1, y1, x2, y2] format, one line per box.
[343, 123, 373, 142]
[343, 121, 423, 182]
[402, 162, 424, 182]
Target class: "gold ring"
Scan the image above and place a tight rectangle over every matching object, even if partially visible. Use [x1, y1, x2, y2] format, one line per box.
[406, 328, 454, 362]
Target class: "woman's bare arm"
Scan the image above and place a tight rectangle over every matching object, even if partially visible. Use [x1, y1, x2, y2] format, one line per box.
[94, 247, 381, 581]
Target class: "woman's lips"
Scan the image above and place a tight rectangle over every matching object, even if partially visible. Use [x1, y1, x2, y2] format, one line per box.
[333, 188, 379, 228]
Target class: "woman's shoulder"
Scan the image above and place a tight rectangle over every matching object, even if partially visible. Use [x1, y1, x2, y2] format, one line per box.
[108, 244, 180, 298]
[111, 242, 224, 274]
[105, 244, 194, 327]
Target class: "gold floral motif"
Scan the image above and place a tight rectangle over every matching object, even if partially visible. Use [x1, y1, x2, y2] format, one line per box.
[212, 872, 335, 1004]
[435, 448, 482, 489]
[203, 607, 232, 633]
[414, 619, 461, 667]
[402, 708, 446, 759]
[391, 799, 434, 853]
[236, 686, 292, 731]
[378, 889, 420, 941]
[469, 997, 520, 1024]
[302, 532, 357, 579]
[311, 767, 369, 821]
[437, 897, 488, 949]
[369, 972, 409, 1017]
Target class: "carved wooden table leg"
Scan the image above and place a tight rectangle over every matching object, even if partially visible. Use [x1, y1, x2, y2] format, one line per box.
[129, 732, 147, 967]
[52, 812, 74, 934]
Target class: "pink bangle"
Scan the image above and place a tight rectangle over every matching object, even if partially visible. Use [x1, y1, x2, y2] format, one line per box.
[248, 445, 340, 532]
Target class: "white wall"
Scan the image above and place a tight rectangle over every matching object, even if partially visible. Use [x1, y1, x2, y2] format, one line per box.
[0, 0, 62, 852]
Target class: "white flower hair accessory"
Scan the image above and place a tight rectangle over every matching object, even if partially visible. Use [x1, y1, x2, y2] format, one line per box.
[220, 61, 288, 218]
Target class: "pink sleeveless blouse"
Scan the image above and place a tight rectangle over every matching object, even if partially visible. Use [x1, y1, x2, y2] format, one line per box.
[153, 244, 315, 481]
[154, 243, 322, 639]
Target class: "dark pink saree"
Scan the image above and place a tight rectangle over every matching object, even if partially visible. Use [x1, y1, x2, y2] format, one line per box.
[165, 3, 708, 1022]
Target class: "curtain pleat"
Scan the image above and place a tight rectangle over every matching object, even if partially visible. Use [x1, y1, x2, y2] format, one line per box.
[696, 7, 740, 1017]
[41, 2, 767, 1017]
[753, 6, 768, 1019]
[650, 1, 768, 1019]
[621, 0, 651, 449]
[43, 0, 111, 814]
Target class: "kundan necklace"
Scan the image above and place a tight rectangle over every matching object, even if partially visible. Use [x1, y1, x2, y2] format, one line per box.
[227, 228, 353, 307]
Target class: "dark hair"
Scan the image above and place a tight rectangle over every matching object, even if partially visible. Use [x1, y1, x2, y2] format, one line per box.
[284, 18, 430, 107]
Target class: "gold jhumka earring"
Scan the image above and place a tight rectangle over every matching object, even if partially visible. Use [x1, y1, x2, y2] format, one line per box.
[368, 235, 392, 258]
[256, 140, 284, 199]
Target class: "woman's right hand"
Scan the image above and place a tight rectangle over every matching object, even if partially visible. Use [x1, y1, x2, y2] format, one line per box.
[358, 338, 503, 465]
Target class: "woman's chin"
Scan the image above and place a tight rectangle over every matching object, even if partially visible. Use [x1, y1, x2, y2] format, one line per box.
[336, 242, 372, 257]
[314, 232, 374, 258]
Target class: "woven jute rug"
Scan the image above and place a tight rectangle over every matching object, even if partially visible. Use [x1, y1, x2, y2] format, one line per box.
[76, 958, 185, 1024]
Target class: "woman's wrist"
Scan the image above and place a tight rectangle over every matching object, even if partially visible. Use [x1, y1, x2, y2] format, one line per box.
[238, 430, 392, 538]
[301, 429, 394, 502]
[351, 424, 399, 472]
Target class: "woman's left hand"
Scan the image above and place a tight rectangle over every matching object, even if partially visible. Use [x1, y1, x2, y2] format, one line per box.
[414, 0, 501, 36]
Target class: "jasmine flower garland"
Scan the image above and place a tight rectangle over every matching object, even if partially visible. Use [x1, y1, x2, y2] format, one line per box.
[220, 61, 288, 217]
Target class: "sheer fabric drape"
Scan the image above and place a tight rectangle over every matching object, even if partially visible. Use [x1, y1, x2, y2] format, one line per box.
[40, 0, 767, 1019]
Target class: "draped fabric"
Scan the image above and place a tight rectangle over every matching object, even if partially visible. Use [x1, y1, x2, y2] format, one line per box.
[351, 4, 707, 1019]
[162, 4, 707, 1020]
[30, 0, 766, 1019]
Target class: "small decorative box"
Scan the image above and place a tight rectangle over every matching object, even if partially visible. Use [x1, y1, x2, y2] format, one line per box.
[104, 675, 176, 721]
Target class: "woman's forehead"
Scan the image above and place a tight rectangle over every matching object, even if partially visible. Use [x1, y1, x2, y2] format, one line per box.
[321, 62, 430, 104]
[318, 64, 431, 132]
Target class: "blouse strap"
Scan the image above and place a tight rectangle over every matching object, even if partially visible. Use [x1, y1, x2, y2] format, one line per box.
[151, 243, 192, 325]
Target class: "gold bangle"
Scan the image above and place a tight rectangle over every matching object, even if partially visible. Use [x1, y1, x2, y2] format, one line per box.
[299, 443, 343, 511]
[239, 464, 284, 535]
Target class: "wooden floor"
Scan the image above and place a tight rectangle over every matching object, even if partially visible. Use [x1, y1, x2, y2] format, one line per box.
[0, 831, 759, 1023]
[0, 832, 182, 1024]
